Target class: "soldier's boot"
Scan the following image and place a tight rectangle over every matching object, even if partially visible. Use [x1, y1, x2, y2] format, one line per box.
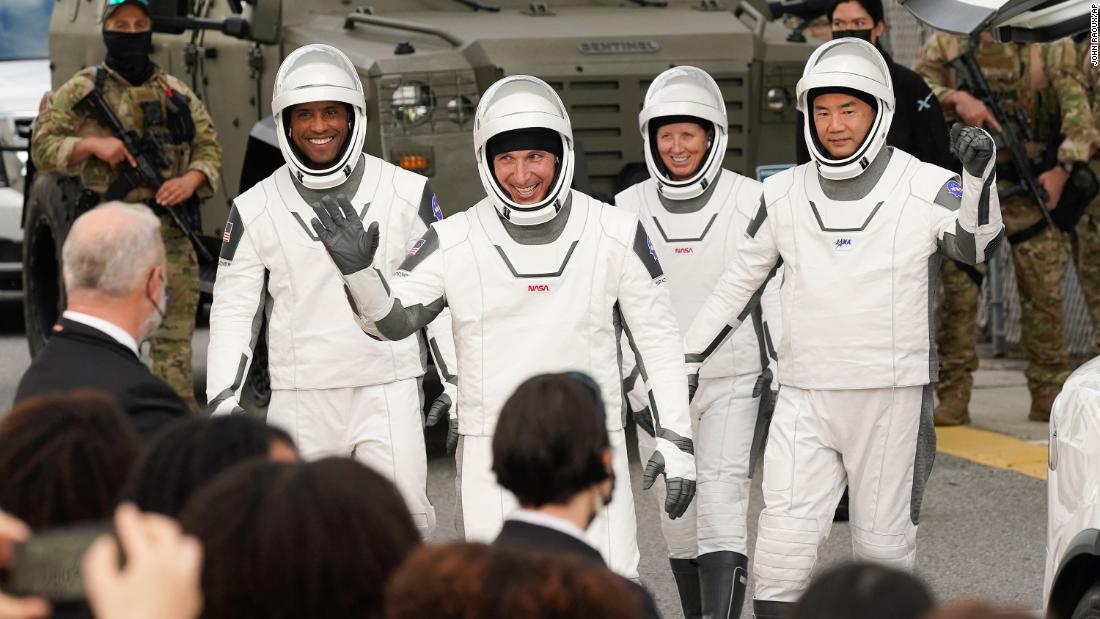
[699, 551, 748, 619]
[752, 599, 794, 619]
[934, 366, 973, 426]
[933, 396, 971, 426]
[1028, 385, 1061, 422]
[670, 558, 703, 619]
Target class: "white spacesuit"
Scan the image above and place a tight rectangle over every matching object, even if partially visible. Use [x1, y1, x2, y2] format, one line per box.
[309, 75, 696, 579]
[680, 39, 1003, 616]
[615, 66, 780, 619]
[206, 44, 456, 537]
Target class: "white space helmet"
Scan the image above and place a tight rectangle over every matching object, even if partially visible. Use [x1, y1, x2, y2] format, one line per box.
[639, 66, 728, 200]
[271, 44, 367, 190]
[473, 75, 574, 226]
[796, 38, 894, 181]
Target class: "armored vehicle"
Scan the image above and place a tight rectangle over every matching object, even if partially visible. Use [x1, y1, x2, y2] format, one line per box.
[24, 0, 815, 406]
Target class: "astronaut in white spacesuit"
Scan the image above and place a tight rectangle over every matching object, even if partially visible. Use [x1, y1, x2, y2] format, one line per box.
[308, 74, 696, 579]
[680, 39, 1003, 617]
[206, 44, 456, 537]
[615, 66, 779, 619]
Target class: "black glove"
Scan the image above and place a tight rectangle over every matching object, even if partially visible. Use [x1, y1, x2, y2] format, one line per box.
[642, 451, 697, 520]
[950, 123, 995, 178]
[309, 195, 379, 275]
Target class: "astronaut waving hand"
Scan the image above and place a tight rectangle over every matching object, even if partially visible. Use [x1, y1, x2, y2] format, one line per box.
[311, 75, 695, 579]
[206, 45, 457, 538]
[680, 39, 1002, 617]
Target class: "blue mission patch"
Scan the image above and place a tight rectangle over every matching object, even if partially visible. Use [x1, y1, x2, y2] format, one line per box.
[646, 236, 659, 263]
[431, 195, 444, 221]
[946, 179, 963, 199]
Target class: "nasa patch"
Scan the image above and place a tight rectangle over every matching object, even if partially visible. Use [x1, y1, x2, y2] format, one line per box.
[946, 179, 963, 199]
[407, 238, 427, 257]
[431, 195, 444, 221]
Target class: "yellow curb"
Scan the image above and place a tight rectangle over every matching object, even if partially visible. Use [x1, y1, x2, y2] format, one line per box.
[936, 426, 1048, 481]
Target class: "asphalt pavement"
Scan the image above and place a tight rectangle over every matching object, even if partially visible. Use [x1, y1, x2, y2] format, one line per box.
[0, 302, 1050, 618]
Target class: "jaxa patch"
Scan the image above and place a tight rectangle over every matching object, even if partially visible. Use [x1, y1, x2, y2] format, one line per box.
[431, 195, 444, 221]
[647, 236, 659, 263]
[407, 238, 427, 257]
[833, 237, 853, 251]
[946, 179, 963, 199]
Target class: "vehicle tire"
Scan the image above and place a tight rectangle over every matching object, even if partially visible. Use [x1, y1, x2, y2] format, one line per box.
[22, 174, 82, 357]
[1073, 581, 1100, 619]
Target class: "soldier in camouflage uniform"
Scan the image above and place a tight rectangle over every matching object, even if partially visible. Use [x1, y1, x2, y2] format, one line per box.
[31, 0, 222, 412]
[1073, 38, 1100, 356]
[916, 33, 1097, 423]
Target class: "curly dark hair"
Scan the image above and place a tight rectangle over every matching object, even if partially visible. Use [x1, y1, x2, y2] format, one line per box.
[385, 542, 641, 619]
[126, 415, 296, 517]
[180, 457, 419, 619]
[0, 390, 140, 529]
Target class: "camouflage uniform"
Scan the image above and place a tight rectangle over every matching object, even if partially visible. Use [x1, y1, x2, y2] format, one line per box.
[32, 64, 222, 412]
[915, 34, 1097, 422]
[1073, 39, 1100, 356]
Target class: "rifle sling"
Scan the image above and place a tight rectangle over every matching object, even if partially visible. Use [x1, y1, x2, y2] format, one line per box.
[1007, 219, 1049, 245]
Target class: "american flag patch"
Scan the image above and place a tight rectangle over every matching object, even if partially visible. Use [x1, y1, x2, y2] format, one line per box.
[407, 238, 426, 256]
[222, 222, 234, 243]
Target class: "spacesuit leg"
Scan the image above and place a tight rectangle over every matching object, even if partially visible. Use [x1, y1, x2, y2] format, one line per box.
[696, 374, 757, 619]
[266, 388, 348, 460]
[457, 434, 517, 543]
[753, 386, 848, 603]
[586, 428, 641, 580]
[346, 379, 436, 538]
[843, 385, 926, 571]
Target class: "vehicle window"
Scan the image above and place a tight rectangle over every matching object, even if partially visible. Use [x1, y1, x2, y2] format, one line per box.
[0, 0, 52, 61]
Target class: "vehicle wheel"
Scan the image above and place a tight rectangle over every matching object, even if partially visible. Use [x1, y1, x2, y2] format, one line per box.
[1073, 581, 1100, 619]
[239, 328, 271, 419]
[22, 174, 81, 357]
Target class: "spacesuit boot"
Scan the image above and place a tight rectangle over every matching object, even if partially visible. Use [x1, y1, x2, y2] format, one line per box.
[670, 558, 704, 619]
[699, 551, 748, 619]
[752, 599, 793, 619]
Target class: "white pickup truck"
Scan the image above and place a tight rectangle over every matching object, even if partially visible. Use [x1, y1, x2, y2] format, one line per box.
[1046, 356, 1100, 619]
[0, 0, 51, 302]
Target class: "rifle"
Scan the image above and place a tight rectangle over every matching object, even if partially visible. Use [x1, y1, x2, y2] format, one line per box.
[76, 69, 215, 263]
[948, 36, 1057, 231]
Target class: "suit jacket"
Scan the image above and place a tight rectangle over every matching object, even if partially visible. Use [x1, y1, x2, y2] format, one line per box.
[15, 318, 189, 442]
[494, 519, 662, 619]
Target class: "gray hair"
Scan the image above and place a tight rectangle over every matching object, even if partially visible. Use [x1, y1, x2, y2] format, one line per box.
[62, 202, 165, 297]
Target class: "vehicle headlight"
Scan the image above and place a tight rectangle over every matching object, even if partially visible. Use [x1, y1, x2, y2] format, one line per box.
[766, 87, 789, 112]
[446, 96, 475, 125]
[392, 82, 436, 126]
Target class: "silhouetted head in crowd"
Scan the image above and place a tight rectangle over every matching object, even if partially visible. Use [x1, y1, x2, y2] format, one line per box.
[180, 457, 419, 619]
[789, 562, 935, 619]
[127, 415, 298, 517]
[386, 542, 640, 619]
[492, 372, 614, 529]
[0, 391, 140, 529]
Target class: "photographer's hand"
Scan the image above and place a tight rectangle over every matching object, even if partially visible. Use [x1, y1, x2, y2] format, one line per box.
[82, 504, 203, 619]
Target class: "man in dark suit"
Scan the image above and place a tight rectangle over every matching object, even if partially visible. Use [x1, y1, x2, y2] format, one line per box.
[16, 202, 189, 441]
[491, 373, 661, 619]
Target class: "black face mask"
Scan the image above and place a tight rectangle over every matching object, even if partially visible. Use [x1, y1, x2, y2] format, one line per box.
[103, 30, 154, 86]
[833, 29, 873, 42]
